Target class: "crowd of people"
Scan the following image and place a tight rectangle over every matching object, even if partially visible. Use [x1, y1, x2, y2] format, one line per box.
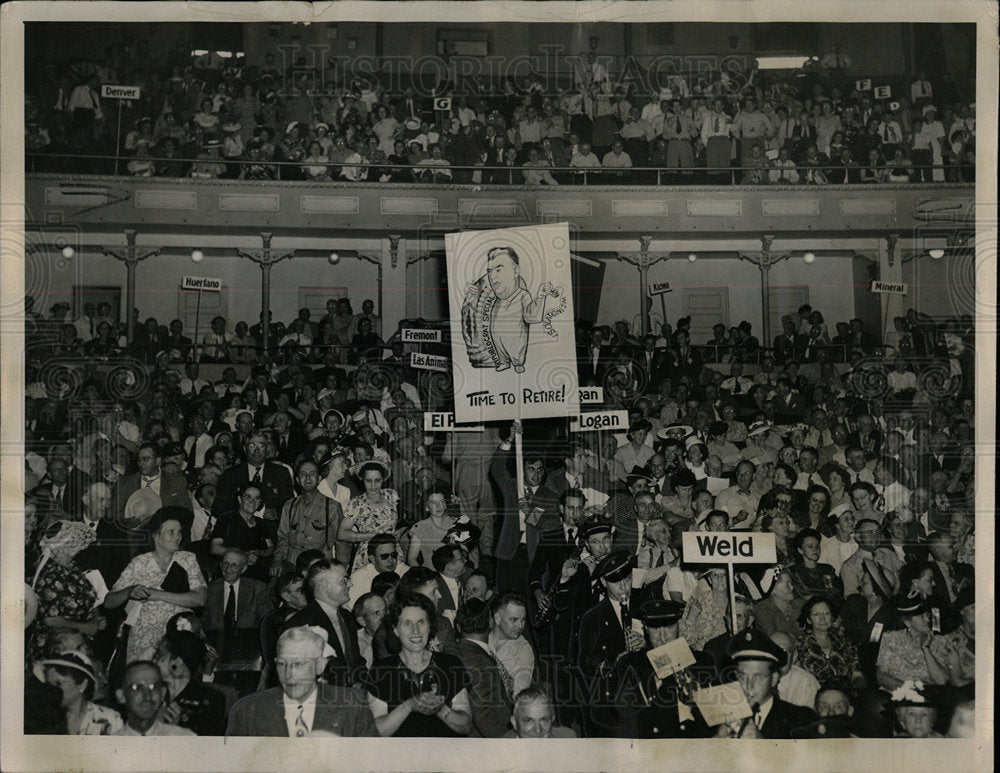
[22, 280, 977, 739]
[25, 36, 976, 184]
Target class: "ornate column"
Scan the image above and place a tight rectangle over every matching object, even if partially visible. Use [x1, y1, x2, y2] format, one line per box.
[100, 229, 160, 345]
[380, 233, 407, 335]
[737, 234, 794, 346]
[878, 233, 902, 343]
[238, 232, 295, 356]
[616, 236, 671, 337]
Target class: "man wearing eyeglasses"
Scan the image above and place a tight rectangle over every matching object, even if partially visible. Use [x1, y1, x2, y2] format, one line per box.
[345, 533, 409, 611]
[114, 661, 195, 736]
[227, 626, 378, 737]
[213, 431, 295, 538]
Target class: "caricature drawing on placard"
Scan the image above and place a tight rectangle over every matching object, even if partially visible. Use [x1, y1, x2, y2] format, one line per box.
[460, 245, 565, 373]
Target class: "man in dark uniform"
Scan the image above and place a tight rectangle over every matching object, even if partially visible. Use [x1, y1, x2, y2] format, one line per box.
[613, 599, 715, 738]
[713, 629, 818, 739]
[541, 518, 614, 728]
[576, 551, 644, 736]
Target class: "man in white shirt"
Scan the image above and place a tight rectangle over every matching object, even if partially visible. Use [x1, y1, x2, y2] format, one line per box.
[352, 592, 386, 668]
[346, 533, 409, 610]
[489, 592, 535, 701]
[114, 662, 195, 736]
[715, 461, 760, 527]
[226, 625, 378, 736]
[178, 362, 210, 398]
[79, 481, 110, 532]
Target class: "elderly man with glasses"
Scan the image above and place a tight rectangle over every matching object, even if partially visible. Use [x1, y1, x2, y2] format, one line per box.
[226, 626, 378, 736]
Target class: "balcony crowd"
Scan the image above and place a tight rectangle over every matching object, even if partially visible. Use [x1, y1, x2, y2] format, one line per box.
[25, 37, 976, 184]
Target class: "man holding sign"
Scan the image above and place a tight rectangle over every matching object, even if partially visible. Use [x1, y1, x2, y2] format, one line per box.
[712, 629, 818, 739]
[613, 599, 714, 738]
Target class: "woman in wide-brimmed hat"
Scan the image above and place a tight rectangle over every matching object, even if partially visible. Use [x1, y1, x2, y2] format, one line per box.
[33, 650, 123, 735]
[875, 594, 953, 691]
[341, 460, 398, 573]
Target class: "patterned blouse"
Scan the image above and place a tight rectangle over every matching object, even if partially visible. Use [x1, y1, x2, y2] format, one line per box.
[876, 629, 954, 684]
[679, 581, 728, 651]
[76, 702, 125, 735]
[797, 624, 860, 683]
[27, 560, 97, 663]
[345, 489, 401, 572]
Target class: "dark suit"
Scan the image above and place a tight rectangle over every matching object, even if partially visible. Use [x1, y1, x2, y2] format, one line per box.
[613, 647, 715, 738]
[457, 638, 513, 738]
[578, 344, 612, 384]
[771, 392, 808, 423]
[926, 561, 973, 632]
[203, 577, 275, 666]
[527, 518, 574, 597]
[637, 349, 671, 388]
[213, 461, 295, 520]
[111, 470, 192, 524]
[226, 684, 378, 737]
[282, 601, 365, 687]
[274, 430, 307, 466]
[758, 696, 819, 739]
[435, 573, 460, 617]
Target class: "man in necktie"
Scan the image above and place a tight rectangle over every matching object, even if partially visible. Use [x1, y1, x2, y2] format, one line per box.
[208, 549, 274, 698]
[226, 625, 378, 737]
[718, 629, 818, 738]
[665, 99, 694, 173]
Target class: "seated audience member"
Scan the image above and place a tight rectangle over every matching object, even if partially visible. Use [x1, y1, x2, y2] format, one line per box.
[153, 630, 228, 736]
[203, 548, 274, 697]
[113, 660, 195, 736]
[364, 592, 472, 737]
[34, 650, 123, 735]
[347, 533, 409, 610]
[502, 684, 577, 739]
[226, 626, 378, 736]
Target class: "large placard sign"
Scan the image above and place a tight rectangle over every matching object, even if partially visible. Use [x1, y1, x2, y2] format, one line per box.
[446, 223, 579, 423]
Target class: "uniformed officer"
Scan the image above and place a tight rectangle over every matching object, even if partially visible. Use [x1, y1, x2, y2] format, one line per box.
[613, 599, 714, 738]
[575, 550, 642, 736]
[715, 629, 818, 739]
[545, 517, 613, 728]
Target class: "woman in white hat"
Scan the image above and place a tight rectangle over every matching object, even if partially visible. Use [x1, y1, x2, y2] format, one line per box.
[34, 651, 123, 735]
[341, 460, 399, 573]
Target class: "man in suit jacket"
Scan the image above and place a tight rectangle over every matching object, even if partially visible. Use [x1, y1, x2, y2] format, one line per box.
[226, 625, 378, 737]
[770, 378, 808, 423]
[578, 328, 611, 384]
[271, 410, 307, 466]
[213, 431, 295, 528]
[528, 488, 587, 618]
[456, 598, 513, 738]
[925, 531, 974, 632]
[111, 442, 191, 527]
[636, 334, 671, 389]
[282, 560, 365, 687]
[716, 629, 818, 739]
[204, 548, 275, 695]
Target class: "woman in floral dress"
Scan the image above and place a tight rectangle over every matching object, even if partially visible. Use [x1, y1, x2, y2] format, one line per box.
[341, 461, 399, 573]
[27, 520, 100, 663]
[105, 510, 207, 663]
